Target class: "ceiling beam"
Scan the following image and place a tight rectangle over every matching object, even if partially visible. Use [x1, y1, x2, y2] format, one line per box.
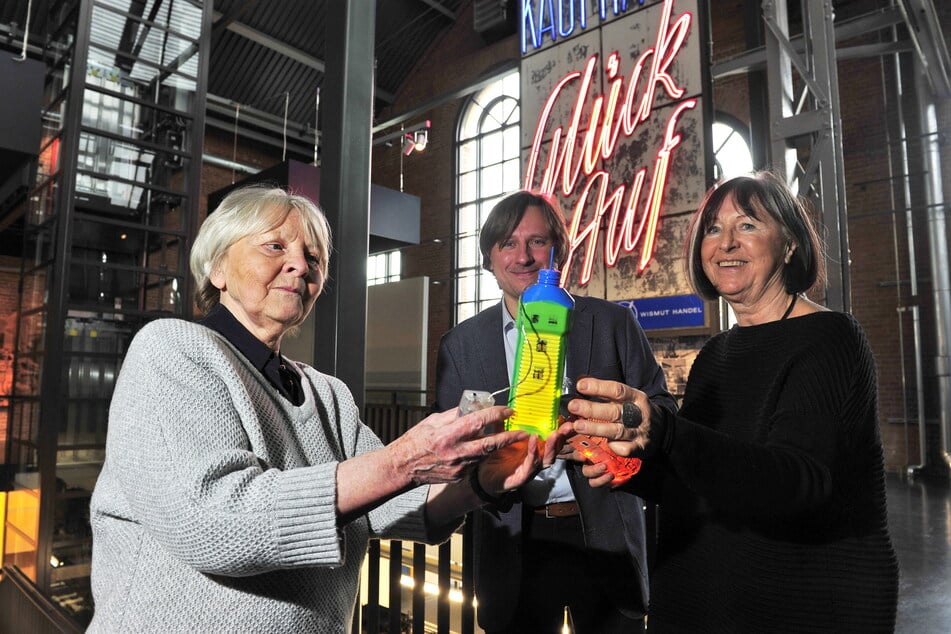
[713, 6, 907, 78]
[211, 11, 395, 103]
[897, 0, 951, 96]
[211, 0, 263, 33]
[419, 0, 456, 21]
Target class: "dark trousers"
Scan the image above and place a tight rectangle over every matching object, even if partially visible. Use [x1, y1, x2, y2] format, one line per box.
[482, 511, 645, 634]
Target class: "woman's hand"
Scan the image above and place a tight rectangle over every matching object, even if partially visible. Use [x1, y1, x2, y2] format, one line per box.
[339, 405, 531, 524]
[388, 405, 530, 486]
[563, 378, 658, 486]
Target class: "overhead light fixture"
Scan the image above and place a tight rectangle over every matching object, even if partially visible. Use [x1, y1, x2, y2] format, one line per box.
[413, 129, 428, 151]
[401, 126, 429, 155]
[376, 119, 432, 152]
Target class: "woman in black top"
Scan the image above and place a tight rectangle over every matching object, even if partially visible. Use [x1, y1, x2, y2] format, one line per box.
[556, 172, 899, 632]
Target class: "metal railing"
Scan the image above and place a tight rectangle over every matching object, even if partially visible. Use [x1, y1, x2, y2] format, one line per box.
[0, 566, 84, 634]
[361, 396, 479, 634]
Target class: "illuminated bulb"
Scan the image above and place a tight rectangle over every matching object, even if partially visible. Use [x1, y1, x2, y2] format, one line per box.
[413, 130, 428, 152]
[448, 588, 463, 604]
[562, 605, 573, 634]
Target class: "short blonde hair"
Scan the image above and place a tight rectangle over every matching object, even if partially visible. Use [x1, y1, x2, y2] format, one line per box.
[190, 185, 332, 313]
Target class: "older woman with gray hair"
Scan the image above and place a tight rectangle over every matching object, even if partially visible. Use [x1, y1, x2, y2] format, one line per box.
[88, 185, 544, 632]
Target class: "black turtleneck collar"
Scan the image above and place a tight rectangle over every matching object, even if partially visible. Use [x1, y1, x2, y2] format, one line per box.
[199, 303, 303, 405]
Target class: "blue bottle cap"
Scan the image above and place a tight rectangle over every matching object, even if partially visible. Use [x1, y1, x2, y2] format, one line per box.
[537, 268, 561, 286]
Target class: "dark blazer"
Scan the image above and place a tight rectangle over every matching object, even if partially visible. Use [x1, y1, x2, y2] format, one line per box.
[436, 295, 677, 631]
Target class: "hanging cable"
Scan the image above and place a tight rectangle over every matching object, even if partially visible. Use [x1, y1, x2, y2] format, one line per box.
[13, 0, 33, 61]
[231, 103, 241, 184]
[399, 125, 405, 192]
[282, 91, 290, 161]
[313, 87, 320, 166]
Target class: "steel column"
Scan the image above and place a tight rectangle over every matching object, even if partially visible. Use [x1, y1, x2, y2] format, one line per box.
[762, 0, 850, 311]
[315, 2, 376, 410]
[915, 61, 951, 474]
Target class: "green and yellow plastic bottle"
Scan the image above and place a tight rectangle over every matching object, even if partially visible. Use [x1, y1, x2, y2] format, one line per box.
[506, 265, 574, 439]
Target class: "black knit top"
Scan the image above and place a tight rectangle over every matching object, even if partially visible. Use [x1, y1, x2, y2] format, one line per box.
[634, 311, 899, 632]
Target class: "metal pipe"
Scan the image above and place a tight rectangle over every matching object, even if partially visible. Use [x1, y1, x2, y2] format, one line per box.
[916, 60, 951, 473]
[12, 0, 32, 61]
[911, 305, 926, 467]
[892, 31, 928, 475]
[201, 153, 260, 175]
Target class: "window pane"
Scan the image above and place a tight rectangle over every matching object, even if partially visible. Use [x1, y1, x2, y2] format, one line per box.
[487, 99, 516, 129]
[481, 270, 501, 301]
[457, 269, 476, 303]
[481, 131, 504, 166]
[458, 171, 478, 204]
[368, 254, 382, 280]
[459, 140, 478, 173]
[481, 164, 504, 198]
[503, 158, 521, 192]
[457, 302, 475, 323]
[478, 298, 498, 313]
[502, 72, 520, 100]
[388, 251, 401, 277]
[481, 197, 503, 227]
[481, 109, 502, 133]
[713, 121, 753, 180]
[457, 204, 477, 235]
[503, 126, 520, 161]
[457, 236, 479, 269]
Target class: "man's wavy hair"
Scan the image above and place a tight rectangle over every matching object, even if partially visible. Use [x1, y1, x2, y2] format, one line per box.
[479, 191, 570, 271]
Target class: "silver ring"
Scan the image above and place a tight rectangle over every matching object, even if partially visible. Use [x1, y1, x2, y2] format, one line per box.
[621, 402, 641, 429]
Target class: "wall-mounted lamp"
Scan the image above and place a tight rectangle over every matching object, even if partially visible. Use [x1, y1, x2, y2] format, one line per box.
[376, 119, 432, 153]
[401, 126, 429, 155]
[412, 128, 428, 151]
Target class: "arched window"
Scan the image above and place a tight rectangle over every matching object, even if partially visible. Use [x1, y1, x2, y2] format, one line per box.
[712, 114, 754, 181]
[452, 70, 520, 325]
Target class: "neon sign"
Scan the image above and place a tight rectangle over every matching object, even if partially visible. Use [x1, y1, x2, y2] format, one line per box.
[522, 0, 696, 286]
[521, 0, 650, 54]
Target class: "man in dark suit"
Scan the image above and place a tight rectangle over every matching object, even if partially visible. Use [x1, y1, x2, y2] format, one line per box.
[436, 191, 677, 633]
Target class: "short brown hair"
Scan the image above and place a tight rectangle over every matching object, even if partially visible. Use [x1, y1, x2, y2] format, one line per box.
[686, 171, 825, 300]
[479, 191, 570, 270]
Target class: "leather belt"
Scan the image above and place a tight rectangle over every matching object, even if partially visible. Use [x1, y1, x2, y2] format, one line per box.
[533, 501, 580, 518]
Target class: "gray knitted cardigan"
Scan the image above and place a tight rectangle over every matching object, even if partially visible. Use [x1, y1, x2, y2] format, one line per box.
[89, 319, 451, 632]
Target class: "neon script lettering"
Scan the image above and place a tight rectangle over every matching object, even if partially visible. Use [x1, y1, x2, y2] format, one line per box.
[523, 0, 695, 284]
